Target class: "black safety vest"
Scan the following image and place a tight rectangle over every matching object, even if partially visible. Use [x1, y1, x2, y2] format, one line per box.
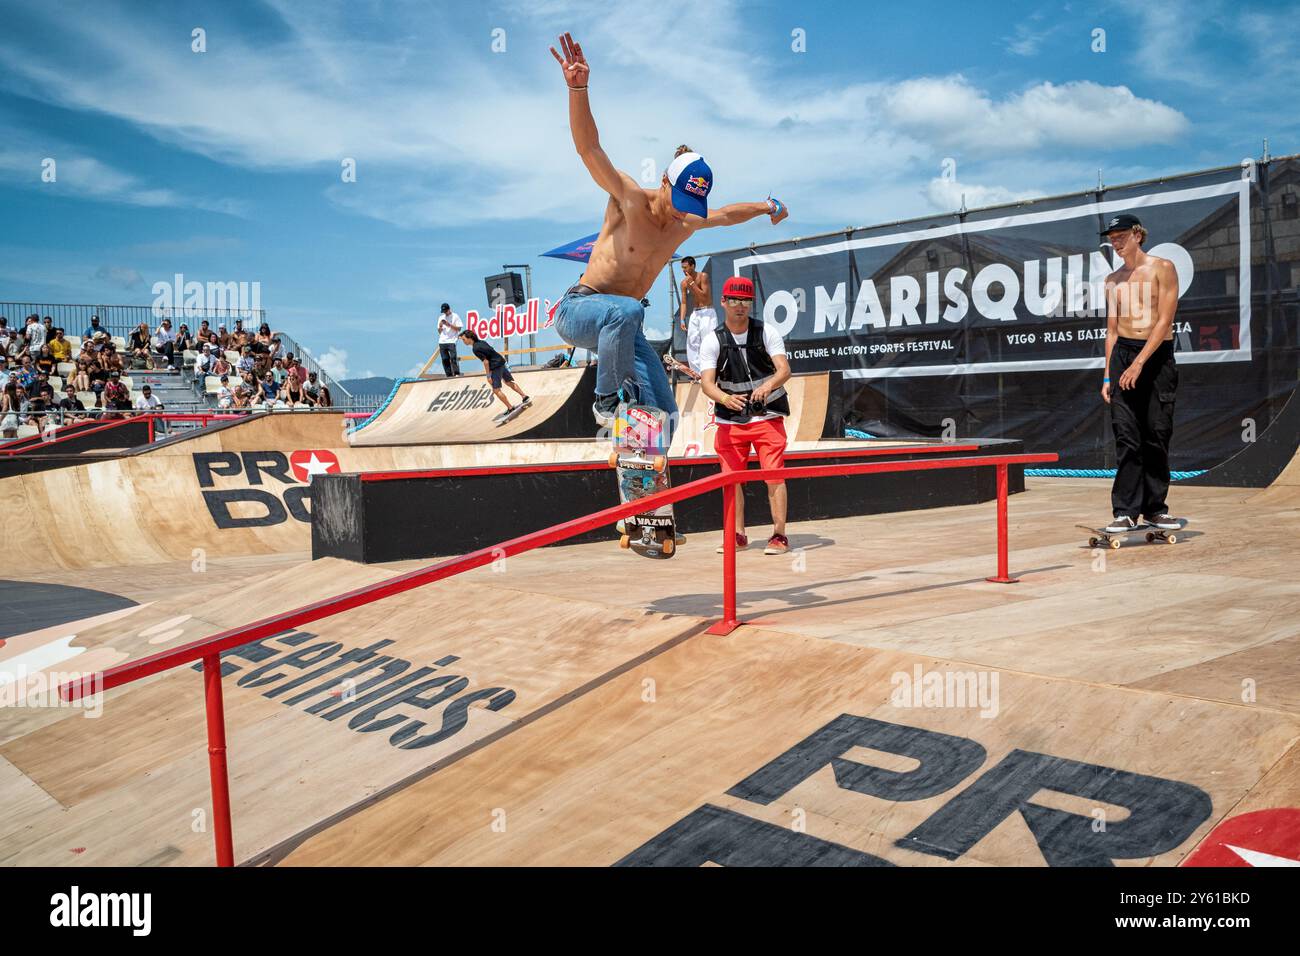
[713, 319, 790, 424]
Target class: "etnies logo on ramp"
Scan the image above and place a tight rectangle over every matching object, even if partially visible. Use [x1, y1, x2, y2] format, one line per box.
[427, 384, 495, 413]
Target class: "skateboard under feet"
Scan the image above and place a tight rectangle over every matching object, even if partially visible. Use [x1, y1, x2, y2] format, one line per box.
[610, 385, 678, 559]
[1077, 520, 1187, 549]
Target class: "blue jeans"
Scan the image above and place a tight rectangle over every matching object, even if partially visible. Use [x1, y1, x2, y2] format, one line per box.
[554, 292, 677, 418]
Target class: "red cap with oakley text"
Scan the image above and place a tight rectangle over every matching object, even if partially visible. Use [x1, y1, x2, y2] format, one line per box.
[722, 276, 754, 300]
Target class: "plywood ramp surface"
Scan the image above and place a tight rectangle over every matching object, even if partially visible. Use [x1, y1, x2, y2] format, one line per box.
[0, 558, 701, 866]
[277, 626, 1299, 867]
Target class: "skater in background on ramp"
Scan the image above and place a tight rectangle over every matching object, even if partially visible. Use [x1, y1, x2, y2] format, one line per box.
[460, 330, 532, 424]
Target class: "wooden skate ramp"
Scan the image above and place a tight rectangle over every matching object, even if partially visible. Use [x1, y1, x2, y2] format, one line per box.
[348, 366, 597, 446]
[2, 475, 1298, 866]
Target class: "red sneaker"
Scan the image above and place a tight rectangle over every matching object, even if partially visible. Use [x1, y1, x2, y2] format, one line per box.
[716, 532, 749, 554]
[764, 534, 790, 554]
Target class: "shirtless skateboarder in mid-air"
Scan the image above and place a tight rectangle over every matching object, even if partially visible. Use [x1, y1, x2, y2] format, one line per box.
[548, 31, 789, 430]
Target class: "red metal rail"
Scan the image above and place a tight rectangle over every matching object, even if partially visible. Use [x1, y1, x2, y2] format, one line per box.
[60, 450, 1056, 866]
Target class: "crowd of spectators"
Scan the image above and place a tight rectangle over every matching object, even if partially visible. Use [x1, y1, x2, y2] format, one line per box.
[188, 320, 332, 411]
[1, 312, 333, 438]
[1, 313, 139, 433]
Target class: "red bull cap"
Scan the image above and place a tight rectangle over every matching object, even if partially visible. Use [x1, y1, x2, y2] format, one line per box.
[666, 151, 713, 217]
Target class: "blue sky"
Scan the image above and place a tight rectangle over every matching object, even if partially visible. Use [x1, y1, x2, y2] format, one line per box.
[1, 0, 1296, 379]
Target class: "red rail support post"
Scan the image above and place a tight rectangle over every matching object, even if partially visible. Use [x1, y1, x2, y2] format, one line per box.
[203, 654, 236, 867]
[708, 483, 740, 635]
[985, 463, 1018, 584]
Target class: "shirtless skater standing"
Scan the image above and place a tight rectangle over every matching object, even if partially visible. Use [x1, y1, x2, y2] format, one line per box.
[1100, 213, 1183, 534]
[549, 32, 788, 429]
[679, 256, 716, 376]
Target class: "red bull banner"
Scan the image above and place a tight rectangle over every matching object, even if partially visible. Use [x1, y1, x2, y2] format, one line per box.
[465, 297, 561, 341]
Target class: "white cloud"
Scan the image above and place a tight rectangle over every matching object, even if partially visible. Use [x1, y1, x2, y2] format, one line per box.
[883, 77, 1189, 154]
[314, 346, 350, 381]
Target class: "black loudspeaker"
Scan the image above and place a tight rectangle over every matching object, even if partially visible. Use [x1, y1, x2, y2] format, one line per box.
[484, 272, 525, 308]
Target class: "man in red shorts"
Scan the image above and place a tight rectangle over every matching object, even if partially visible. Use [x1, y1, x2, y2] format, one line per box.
[699, 275, 792, 554]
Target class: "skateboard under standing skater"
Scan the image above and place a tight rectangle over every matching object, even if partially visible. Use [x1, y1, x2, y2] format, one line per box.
[609, 381, 679, 559]
[1076, 518, 1187, 549]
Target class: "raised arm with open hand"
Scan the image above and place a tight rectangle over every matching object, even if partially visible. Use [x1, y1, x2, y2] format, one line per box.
[549, 32, 622, 198]
[549, 32, 589, 89]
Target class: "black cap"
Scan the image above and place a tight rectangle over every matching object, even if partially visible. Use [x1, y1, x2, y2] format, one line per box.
[440, 303, 450, 312]
[1100, 213, 1142, 236]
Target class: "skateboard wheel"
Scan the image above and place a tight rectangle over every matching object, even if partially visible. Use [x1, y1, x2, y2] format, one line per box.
[1166, 533, 1178, 544]
[609, 451, 620, 468]
[1109, 538, 1121, 550]
[619, 535, 631, 550]
[652, 455, 667, 473]
[1145, 532, 1155, 543]
[663, 538, 675, 556]
[1088, 537, 1099, 548]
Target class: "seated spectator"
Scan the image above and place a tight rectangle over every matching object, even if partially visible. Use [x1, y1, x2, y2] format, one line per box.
[0, 381, 18, 436]
[280, 369, 306, 408]
[237, 346, 255, 376]
[70, 357, 93, 392]
[270, 357, 287, 386]
[30, 370, 53, 399]
[83, 315, 106, 339]
[6, 333, 26, 362]
[58, 385, 86, 423]
[232, 382, 252, 409]
[35, 345, 56, 376]
[133, 384, 163, 415]
[0, 316, 8, 348]
[102, 344, 125, 376]
[20, 384, 45, 425]
[216, 374, 234, 409]
[173, 323, 194, 354]
[258, 371, 279, 405]
[217, 325, 232, 350]
[103, 372, 131, 415]
[211, 352, 232, 380]
[193, 343, 214, 383]
[88, 350, 110, 394]
[49, 328, 71, 363]
[153, 318, 177, 370]
[16, 356, 38, 391]
[128, 322, 152, 368]
[306, 371, 331, 407]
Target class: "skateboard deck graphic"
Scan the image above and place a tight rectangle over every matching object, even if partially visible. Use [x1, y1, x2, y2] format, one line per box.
[1077, 520, 1187, 549]
[610, 396, 678, 559]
